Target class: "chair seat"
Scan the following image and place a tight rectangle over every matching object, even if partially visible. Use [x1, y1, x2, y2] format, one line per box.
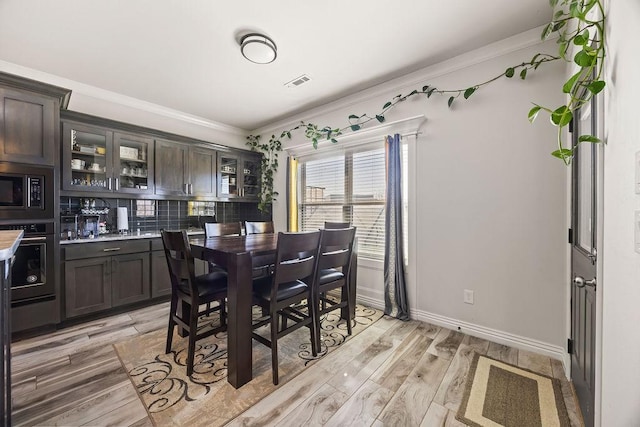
[253, 276, 308, 302]
[318, 268, 344, 285]
[178, 271, 228, 298]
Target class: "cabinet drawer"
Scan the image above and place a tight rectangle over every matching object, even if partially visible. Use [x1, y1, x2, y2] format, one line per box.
[63, 240, 150, 260]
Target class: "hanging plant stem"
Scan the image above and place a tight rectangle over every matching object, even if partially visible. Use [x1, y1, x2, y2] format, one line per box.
[247, 0, 605, 209]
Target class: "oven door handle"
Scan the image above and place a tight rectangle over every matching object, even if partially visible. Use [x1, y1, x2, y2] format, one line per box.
[21, 236, 47, 242]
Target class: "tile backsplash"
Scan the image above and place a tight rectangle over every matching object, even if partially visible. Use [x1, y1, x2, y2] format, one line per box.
[60, 197, 271, 236]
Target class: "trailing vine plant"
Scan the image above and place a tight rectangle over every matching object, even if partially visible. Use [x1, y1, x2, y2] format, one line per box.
[247, 0, 605, 210]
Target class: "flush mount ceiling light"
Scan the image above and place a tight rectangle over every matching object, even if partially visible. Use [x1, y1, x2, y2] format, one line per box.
[240, 33, 277, 64]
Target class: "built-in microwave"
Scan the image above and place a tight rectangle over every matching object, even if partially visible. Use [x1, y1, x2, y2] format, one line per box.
[0, 163, 53, 220]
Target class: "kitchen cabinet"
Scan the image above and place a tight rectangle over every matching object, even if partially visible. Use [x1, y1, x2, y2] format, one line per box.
[63, 240, 150, 318]
[61, 121, 154, 195]
[155, 139, 217, 198]
[218, 152, 261, 199]
[151, 237, 207, 298]
[0, 73, 70, 167]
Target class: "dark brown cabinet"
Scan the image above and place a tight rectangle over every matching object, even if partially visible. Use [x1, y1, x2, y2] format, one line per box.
[61, 121, 154, 195]
[63, 240, 150, 318]
[155, 139, 217, 198]
[0, 74, 70, 167]
[151, 239, 171, 298]
[218, 152, 261, 199]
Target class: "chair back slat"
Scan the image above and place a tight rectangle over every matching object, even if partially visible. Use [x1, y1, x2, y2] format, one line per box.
[316, 227, 356, 279]
[324, 221, 350, 229]
[245, 221, 274, 235]
[161, 229, 196, 294]
[271, 231, 320, 293]
[204, 222, 242, 238]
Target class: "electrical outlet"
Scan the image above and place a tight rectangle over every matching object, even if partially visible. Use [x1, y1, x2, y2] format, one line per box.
[464, 289, 474, 304]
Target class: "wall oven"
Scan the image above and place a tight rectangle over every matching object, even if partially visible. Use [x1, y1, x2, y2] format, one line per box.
[0, 163, 53, 221]
[0, 222, 55, 303]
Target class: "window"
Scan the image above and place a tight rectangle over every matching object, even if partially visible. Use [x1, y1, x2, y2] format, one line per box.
[297, 143, 387, 260]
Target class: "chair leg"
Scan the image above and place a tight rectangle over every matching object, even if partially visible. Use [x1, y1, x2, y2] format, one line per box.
[345, 287, 353, 336]
[186, 302, 199, 377]
[165, 296, 178, 354]
[271, 310, 279, 385]
[219, 298, 227, 327]
[309, 294, 319, 357]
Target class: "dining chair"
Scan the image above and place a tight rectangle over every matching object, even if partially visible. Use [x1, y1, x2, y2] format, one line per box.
[251, 230, 321, 385]
[324, 221, 351, 229]
[245, 221, 274, 235]
[161, 229, 228, 377]
[312, 227, 357, 351]
[204, 222, 242, 239]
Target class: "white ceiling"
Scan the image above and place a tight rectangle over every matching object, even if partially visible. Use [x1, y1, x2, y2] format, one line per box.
[0, 1, 551, 131]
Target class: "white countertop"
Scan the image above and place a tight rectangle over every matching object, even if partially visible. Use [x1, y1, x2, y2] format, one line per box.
[0, 230, 23, 260]
[60, 229, 204, 244]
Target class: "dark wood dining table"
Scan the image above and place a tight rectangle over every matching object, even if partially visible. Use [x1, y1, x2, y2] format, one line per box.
[188, 232, 357, 389]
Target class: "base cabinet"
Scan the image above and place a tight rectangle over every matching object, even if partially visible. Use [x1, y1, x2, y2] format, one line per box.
[63, 240, 150, 319]
[151, 249, 171, 298]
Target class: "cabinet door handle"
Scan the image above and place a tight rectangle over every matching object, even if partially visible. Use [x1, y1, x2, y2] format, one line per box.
[103, 247, 121, 252]
[189, 183, 193, 194]
[108, 178, 112, 190]
[183, 183, 188, 194]
[115, 178, 119, 191]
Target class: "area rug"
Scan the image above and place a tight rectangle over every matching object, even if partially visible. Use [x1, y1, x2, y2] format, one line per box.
[114, 303, 382, 426]
[456, 353, 571, 427]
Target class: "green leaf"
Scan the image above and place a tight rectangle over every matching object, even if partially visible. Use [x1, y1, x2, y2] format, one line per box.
[574, 50, 595, 67]
[463, 87, 476, 99]
[569, 1, 581, 17]
[563, 71, 582, 93]
[505, 67, 515, 78]
[383, 101, 392, 109]
[409, 90, 418, 96]
[520, 68, 528, 80]
[549, 0, 558, 7]
[551, 105, 573, 127]
[312, 138, 318, 149]
[530, 53, 541, 65]
[350, 124, 361, 132]
[573, 34, 587, 45]
[348, 114, 359, 120]
[552, 20, 566, 31]
[558, 41, 568, 59]
[375, 115, 385, 123]
[448, 96, 455, 108]
[587, 80, 605, 94]
[541, 23, 552, 40]
[330, 138, 338, 143]
[528, 105, 542, 123]
[551, 148, 573, 161]
[427, 88, 436, 98]
[554, 9, 564, 19]
[578, 135, 601, 143]
[422, 85, 429, 92]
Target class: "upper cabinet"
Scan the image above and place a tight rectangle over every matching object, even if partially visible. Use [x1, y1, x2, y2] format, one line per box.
[155, 139, 216, 198]
[62, 121, 154, 195]
[0, 73, 71, 166]
[218, 152, 261, 199]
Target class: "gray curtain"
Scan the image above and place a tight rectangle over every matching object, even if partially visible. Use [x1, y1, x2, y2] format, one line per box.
[384, 134, 409, 320]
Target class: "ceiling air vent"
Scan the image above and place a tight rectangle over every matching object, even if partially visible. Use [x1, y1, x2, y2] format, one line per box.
[285, 74, 311, 88]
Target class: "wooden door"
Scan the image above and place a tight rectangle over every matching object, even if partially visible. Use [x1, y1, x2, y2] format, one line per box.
[570, 94, 599, 427]
[155, 139, 189, 196]
[0, 87, 57, 166]
[113, 132, 154, 195]
[64, 257, 111, 318]
[189, 146, 217, 197]
[111, 252, 150, 307]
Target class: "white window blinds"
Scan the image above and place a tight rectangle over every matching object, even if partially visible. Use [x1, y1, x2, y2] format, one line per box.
[298, 144, 386, 260]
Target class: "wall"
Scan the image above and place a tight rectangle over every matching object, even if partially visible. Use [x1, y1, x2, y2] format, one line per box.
[264, 28, 569, 358]
[600, 0, 640, 424]
[0, 60, 248, 150]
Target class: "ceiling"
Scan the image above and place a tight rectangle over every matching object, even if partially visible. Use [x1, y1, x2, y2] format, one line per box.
[0, 1, 551, 131]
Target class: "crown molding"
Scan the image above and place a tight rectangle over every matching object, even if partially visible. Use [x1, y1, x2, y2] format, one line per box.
[286, 115, 425, 158]
[254, 25, 552, 136]
[0, 60, 248, 137]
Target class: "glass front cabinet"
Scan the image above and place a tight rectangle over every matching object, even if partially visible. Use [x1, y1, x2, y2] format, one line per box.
[62, 122, 154, 195]
[217, 153, 261, 199]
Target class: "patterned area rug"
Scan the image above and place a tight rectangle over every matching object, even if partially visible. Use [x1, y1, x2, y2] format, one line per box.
[114, 303, 382, 426]
[457, 353, 571, 427]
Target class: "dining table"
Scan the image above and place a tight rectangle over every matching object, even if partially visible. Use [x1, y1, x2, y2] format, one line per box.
[188, 232, 357, 389]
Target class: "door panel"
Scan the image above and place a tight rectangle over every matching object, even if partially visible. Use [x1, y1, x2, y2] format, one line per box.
[571, 94, 598, 427]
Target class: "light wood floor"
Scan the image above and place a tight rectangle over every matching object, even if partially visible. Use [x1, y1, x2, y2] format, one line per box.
[10, 302, 583, 426]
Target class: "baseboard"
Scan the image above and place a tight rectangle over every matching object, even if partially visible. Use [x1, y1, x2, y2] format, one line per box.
[356, 295, 570, 378]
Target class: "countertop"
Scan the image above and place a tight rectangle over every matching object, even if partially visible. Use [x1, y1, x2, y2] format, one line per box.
[60, 229, 204, 244]
[0, 230, 24, 261]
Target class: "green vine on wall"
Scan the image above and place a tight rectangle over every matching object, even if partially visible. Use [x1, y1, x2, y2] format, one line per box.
[247, 0, 605, 211]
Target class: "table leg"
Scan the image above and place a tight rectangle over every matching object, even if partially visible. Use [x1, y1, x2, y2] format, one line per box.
[226, 252, 253, 388]
[341, 251, 357, 321]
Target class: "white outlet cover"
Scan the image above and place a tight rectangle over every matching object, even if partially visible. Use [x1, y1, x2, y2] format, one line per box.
[635, 211, 640, 254]
[635, 151, 640, 194]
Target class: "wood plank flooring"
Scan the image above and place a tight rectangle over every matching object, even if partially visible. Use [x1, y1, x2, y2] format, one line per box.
[10, 302, 583, 426]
